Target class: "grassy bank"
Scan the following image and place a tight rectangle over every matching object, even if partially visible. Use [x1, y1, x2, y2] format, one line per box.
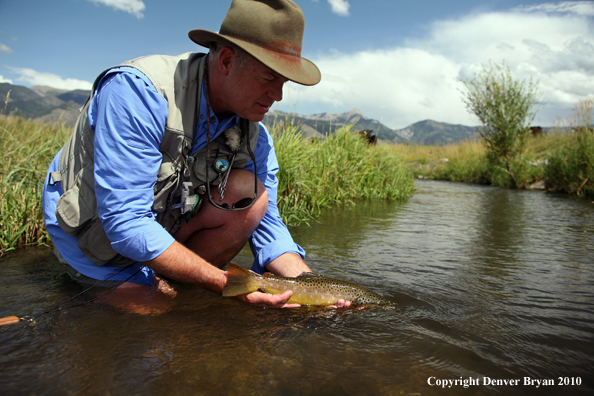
[271, 122, 414, 226]
[392, 131, 593, 197]
[397, 97, 594, 197]
[0, 116, 414, 254]
[0, 116, 70, 254]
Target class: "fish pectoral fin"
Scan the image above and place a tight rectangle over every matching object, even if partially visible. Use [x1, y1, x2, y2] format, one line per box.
[258, 288, 268, 293]
[296, 272, 323, 278]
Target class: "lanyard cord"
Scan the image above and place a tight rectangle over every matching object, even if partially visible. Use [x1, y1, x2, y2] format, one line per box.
[203, 61, 256, 177]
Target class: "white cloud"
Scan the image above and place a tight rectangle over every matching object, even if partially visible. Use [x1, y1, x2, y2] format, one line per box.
[0, 75, 13, 84]
[10, 68, 92, 90]
[285, 48, 469, 128]
[514, 1, 594, 16]
[286, 3, 594, 128]
[87, 0, 145, 19]
[0, 43, 12, 53]
[328, 0, 350, 17]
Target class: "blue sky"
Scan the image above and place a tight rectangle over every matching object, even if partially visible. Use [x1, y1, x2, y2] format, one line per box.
[0, 0, 592, 128]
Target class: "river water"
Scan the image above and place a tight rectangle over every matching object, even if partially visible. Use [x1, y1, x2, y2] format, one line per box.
[1, 180, 593, 395]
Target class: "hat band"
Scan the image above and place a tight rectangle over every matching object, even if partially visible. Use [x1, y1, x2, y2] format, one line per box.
[219, 29, 302, 58]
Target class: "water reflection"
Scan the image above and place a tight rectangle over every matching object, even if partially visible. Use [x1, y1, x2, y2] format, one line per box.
[1, 180, 593, 395]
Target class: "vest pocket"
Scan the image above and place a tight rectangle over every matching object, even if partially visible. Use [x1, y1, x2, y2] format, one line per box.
[152, 161, 178, 214]
[55, 178, 95, 236]
[77, 219, 134, 267]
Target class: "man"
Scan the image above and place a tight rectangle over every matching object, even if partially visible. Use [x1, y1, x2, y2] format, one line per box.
[42, 0, 351, 311]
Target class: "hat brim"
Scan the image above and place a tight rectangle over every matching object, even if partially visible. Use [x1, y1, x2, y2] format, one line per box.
[189, 29, 321, 86]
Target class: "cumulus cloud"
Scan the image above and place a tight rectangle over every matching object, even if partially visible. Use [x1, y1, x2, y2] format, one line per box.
[286, 2, 594, 128]
[0, 75, 13, 84]
[328, 0, 350, 17]
[285, 48, 469, 128]
[0, 43, 12, 53]
[86, 0, 145, 19]
[9, 68, 92, 90]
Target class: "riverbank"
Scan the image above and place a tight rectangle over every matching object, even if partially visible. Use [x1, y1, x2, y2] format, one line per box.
[392, 131, 594, 198]
[3, 111, 590, 255]
[0, 116, 414, 254]
[271, 122, 414, 226]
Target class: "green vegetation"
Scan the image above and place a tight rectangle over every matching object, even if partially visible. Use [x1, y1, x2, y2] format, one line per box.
[392, 97, 594, 198]
[461, 61, 542, 187]
[0, 116, 70, 254]
[3, 93, 590, 256]
[394, 134, 561, 188]
[272, 121, 414, 226]
[0, 115, 414, 254]
[545, 97, 594, 196]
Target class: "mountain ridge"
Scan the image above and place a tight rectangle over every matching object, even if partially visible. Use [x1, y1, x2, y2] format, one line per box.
[1, 82, 479, 145]
[264, 109, 479, 145]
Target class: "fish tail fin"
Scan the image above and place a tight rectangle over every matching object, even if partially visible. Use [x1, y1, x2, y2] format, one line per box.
[223, 263, 259, 296]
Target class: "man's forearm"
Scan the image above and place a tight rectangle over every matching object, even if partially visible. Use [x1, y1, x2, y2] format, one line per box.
[142, 241, 227, 294]
[265, 252, 311, 277]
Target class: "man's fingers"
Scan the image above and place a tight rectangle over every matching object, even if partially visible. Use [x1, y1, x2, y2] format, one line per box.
[236, 290, 301, 308]
[327, 299, 352, 309]
[233, 292, 354, 309]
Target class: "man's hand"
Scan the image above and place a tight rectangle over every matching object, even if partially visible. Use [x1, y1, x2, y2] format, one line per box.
[233, 290, 301, 308]
[328, 299, 352, 309]
[266, 254, 354, 309]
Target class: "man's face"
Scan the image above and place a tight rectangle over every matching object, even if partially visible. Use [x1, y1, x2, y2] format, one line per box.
[225, 54, 288, 122]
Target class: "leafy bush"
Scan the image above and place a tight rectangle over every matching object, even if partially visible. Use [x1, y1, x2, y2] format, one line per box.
[461, 62, 542, 187]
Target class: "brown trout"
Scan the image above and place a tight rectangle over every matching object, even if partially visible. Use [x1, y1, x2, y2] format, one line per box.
[223, 263, 391, 306]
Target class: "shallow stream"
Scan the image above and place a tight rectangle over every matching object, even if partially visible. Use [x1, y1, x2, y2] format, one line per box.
[1, 180, 593, 395]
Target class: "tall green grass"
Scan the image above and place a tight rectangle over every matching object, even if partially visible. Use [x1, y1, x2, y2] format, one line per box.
[0, 115, 414, 254]
[271, 121, 414, 226]
[397, 97, 594, 197]
[0, 116, 70, 254]
[545, 98, 594, 196]
[392, 132, 590, 192]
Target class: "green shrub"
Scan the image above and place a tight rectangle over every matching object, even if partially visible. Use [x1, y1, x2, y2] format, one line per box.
[461, 61, 542, 187]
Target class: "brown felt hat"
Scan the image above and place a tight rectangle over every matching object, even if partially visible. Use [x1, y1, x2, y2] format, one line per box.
[188, 0, 321, 86]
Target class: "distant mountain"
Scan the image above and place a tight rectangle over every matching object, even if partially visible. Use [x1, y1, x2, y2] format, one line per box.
[1, 82, 479, 145]
[1, 83, 90, 125]
[265, 109, 478, 145]
[393, 119, 478, 145]
[264, 108, 410, 143]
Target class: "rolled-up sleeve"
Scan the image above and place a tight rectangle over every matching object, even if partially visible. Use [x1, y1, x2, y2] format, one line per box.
[90, 69, 175, 263]
[244, 124, 306, 274]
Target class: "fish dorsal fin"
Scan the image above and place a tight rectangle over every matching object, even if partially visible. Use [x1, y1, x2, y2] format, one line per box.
[297, 272, 323, 278]
[263, 272, 274, 277]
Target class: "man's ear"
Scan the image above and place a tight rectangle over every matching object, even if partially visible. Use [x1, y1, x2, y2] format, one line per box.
[217, 46, 235, 76]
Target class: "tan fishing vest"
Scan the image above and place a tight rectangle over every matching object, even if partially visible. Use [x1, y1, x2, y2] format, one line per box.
[51, 52, 260, 267]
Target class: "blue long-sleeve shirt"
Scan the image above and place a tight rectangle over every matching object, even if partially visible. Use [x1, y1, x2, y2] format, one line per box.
[42, 67, 304, 285]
